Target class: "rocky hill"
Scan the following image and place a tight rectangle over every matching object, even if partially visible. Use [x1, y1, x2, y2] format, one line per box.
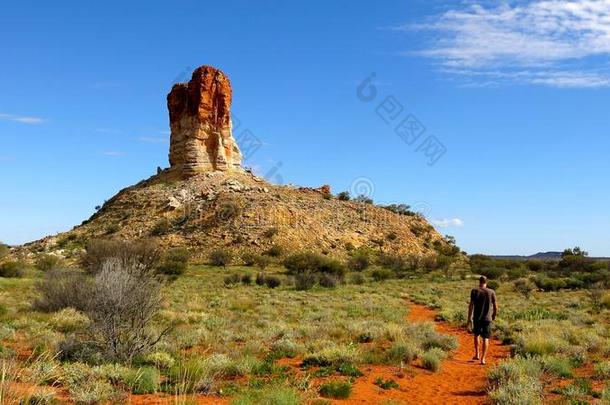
[25, 66, 452, 262]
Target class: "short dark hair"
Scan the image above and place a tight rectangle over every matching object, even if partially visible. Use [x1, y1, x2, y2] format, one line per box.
[479, 275, 487, 284]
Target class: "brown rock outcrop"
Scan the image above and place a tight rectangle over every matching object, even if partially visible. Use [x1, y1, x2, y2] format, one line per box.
[168, 65, 242, 176]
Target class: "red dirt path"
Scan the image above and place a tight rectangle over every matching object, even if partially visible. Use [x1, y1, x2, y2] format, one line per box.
[338, 302, 511, 404]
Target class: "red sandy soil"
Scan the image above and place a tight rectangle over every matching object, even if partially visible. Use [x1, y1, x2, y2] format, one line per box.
[338, 302, 511, 405]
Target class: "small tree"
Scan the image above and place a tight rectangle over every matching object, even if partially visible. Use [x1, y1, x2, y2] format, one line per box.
[35, 254, 63, 272]
[514, 278, 535, 299]
[209, 249, 233, 267]
[337, 191, 350, 201]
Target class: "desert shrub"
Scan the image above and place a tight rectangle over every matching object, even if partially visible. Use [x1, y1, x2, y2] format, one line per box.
[166, 358, 218, 394]
[350, 273, 365, 285]
[594, 361, 610, 379]
[478, 267, 505, 280]
[283, 252, 325, 274]
[224, 274, 241, 286]
[318, 274, 339, 288]
[354, 194, 373, 204]
[156, 248, 190, 277]
[514, 278, 535, 299]
[50, 308, 90, 333]
[141, 351, 175, 370]
[519, 333, 560, 356]
[526, 260, 544, 272]
[302, 345, 359, 368]
[81, 239, 160, 275]
[255, 273, 266, 286]
[506, 267, 526, 280]
[262, 227, 279, 238]
[374, 377, 400, 390]
[319, 380, 351, 399]
[125, 366, 160, 394]
[217, 200, 241, 221]
[233, 387, 300, 405]
[0, 243, 8, 259]
[422, 333, 458, 352]
[35, 254, 63, 272]
[347, 252, 370, 272]
[600, 292, 610, 309]
[295, 273, 316, 291]
[105, 223, 120, 234]
[264, 276, 281, 289]
[150, 217, 172, 236]
[241, 274, 252, 285]
[318, 259, 347, 277]
[377, 253, 405, 271]
[337, 191, 350, 201]
[487, 280, 500, 290]
[242, 252, 257, 266]
[488, 357, 543, 405]
[68, 377, 118, 404]
[385, 341, 419, 365]
[0, 261, 26, 278]
[540, 356, 573, 378]
[251, 255, 269, 270]
[422, 349, 442, 372]
[371, 268, 394, 282]
[33, 269, 93, 312]
[265, 245, 284, 258]
[209, 248, 233, 267]
[86, 259, 169, 362]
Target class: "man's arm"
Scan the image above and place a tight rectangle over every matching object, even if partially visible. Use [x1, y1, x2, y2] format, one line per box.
[492, 292, 498, 320]
[467, 290, 474, 327]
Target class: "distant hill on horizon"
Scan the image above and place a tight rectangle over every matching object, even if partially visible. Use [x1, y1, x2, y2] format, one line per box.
[487, 251, 610, 261]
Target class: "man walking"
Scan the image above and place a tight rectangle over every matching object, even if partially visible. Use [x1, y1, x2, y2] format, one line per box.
[467, 275, 497, 365]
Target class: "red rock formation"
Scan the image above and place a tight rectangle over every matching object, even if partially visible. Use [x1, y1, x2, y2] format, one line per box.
[168, 66, 242, 176]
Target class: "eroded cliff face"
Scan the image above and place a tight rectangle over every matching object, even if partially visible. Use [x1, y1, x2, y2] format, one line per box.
[168, 66, 242, 176]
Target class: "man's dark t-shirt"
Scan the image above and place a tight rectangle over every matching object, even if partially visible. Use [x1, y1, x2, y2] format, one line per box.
[470, 287, 496, 322]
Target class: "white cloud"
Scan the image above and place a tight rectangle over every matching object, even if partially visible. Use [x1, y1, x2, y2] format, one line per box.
[431, 218, 465, 228]
[136, 136, 168, 143]
[0, 113, 44, 125]
[399, 0, 610, 87]
[102, 151, 125, 157]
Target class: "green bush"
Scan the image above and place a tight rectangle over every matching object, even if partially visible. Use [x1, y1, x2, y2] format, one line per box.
[487, 280, 500, 290]
[422, 349, 442, 372]
[350, 273, 365, 285]
[125, 366, 160, 394]
[283, 252, 325, 274]
[319, 380, 351, 399]
[157, 248, 190, 277]
[242, 252, 257, 266]
[594, 361, 610, 379]
[265, 245, 284, 257]
[241, 274, 252, 285]
[318, 274, 339, 288]
[385, 341, 419, 365]
[35, 254, 63, 272]
[347, 253, 370, 272]
[262, 227, 279, 238]
[478, 267, 505, 280]
[255, 273, 266, 286]
[0, 243, 8, 259]
[371, 268, 394, 282]
[264, 276, 281, 289]
[374, 377, 399, 390]
[209, 248, 233, 267]
[295, 273, 316, 291]
[224, 274, 241, 286]
[337, 191, 350, 201]
[0, 261, 26, 278]
[81, 239, 160, 275]
[150, 217, 172, 236]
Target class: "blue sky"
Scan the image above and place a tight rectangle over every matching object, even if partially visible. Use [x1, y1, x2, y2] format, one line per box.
[2, 0, 609, 256]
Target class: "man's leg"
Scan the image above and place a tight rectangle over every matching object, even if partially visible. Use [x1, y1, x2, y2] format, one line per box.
[473, 334, 480, 360]
[481, 338, 489, 365]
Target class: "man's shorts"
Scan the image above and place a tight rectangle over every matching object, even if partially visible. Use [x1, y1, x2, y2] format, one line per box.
[473, 319, 492, 339]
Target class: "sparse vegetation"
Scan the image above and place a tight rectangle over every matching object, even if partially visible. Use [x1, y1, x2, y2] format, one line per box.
[209, 248, 233, 267]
